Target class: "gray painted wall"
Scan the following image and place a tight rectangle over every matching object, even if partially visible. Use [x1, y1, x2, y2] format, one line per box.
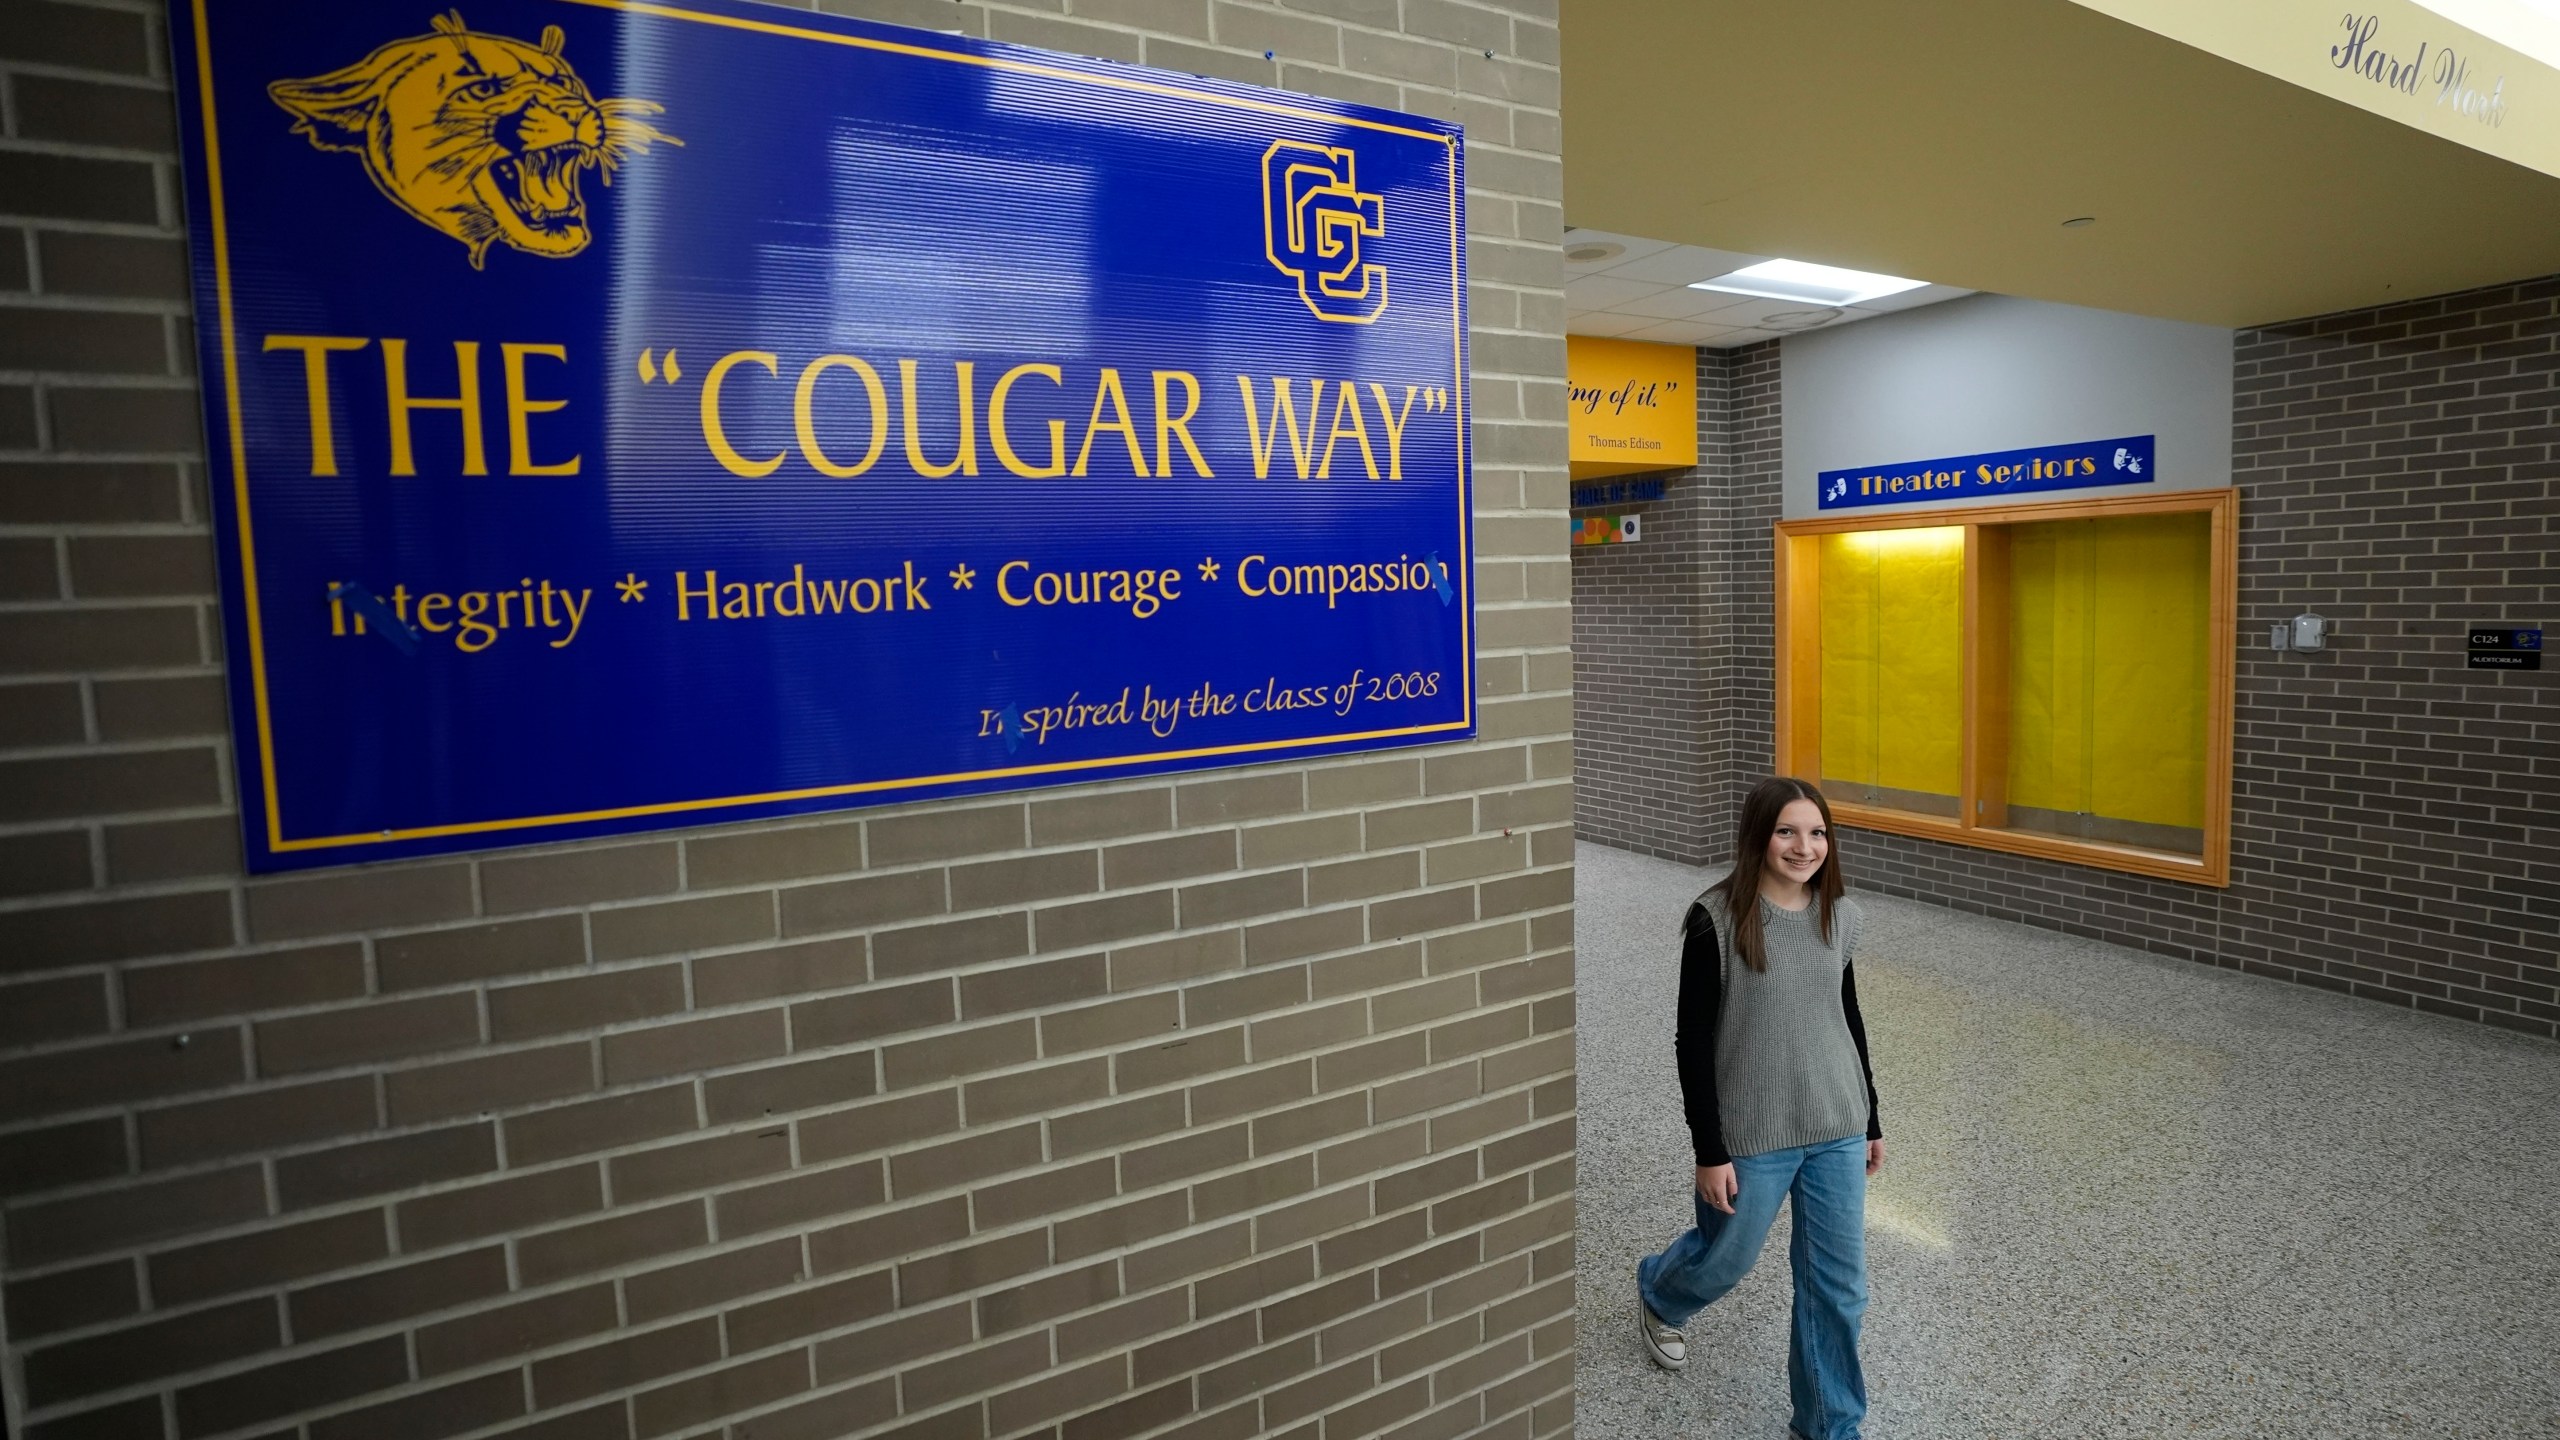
[1781, 293, 2234, 519]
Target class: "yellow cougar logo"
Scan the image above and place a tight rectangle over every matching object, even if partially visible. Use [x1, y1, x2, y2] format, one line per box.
[269, 11, 678, 268]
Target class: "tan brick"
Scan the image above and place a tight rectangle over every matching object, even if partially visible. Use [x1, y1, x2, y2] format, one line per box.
[807, 1194, 969, 1276]
[1240, 813, 1363, 868]
[0, 1026, 244, 1124]
[602, 1008, 788, 1084]
[245, 862, 475, 941]
[278, 1122, 496, 1209]
[1103, 831, 1236, 889]
[1194, 1245, 1316, 1318]
[289, 1245, 509, 1338]
[102, 814, 238, 884]
[1428, 1005, 1531, 1064]
[517, 1201, 713, 1289]
[1423, 748, 1527, 796]
[1123, 1123, 1250, 1189]
[889, 1122, 1043, 1197]
[704, 1050, 876, 1125]
[716, 1160, 886, 1238]
[1316, 1032, 1426, 1093]
[780, 868, 945, 937]
[695, 936, 866, 1007]
[869, 803, 1024, 865]
[387, 1042, 595, 1126]
[593, 891, 775, 962]
[1049, 1091, 1185, 1159]
[1043, 991, 1182, 1054]
[482, 841, 680, 914]
[3, 1260, 139, 1340]
[174, 1334, 410, 1437]
[1114, 1024, 1248, 1091]
[1109, 929, 1244, 990]
[1314, 941, 1426, 998]
[790, 976, 953, 1050]
[959, 953, 1108, 1018]
[881, 1018, 1036, 1089]
[138, 1074, 378, 1168]
[964, 1057, 1110, 1125]
[0, 830, 93, 901]
[22, 1297, 278, 1409]
[1190, 1058, 1315, 1124]
[611, 1129, 794, 1205]
[1482, 1032, 1572, 1091]
[978, 1257, 1120, 1335]
[1244, 906, 1366, 965]
[726, 1268, 895, 1352]
[1308, 757, 1420, 811]
[1429, 1092, 1532, 1153]
[1370, 887, 1476, 941]
[1058, 1288, 1192, 1362]
[1179, 869, 1305, 928]
[950, 849, 1099, 909]
[379, 914, 587, 990]
[898, 1228, 1050, 1305]
[0, 1116, 125, 1201]
[973, 1153, 1115, 1229]
[532, 1318, 722, 1409]
[988, 1355, 1128, 1435]
[1429, 835, 1528, 885]
[1250, 998, 1369, 1060]
[90, 673, 221, 741]
[123, 942, 366, 1026]
[1031, 787, 1172, 845]
[685, 820, 863, 889]
[489, 964, 686, 1041]
[1036, 889, 1177, 952]
[6, 1164, 262, 1267]
[148, 1210, 386, 1306]
[1310, 852, 1420, 905]
[636, 1348, 811, 1438]
[813, 1303, 978, 1386]
[1374, 1153, 1477, 1215]
[1479, 867, 1570, 917]
[797, 1088, 958, 1164]
[1054, 1191, 1190, 1264]
[1186, 965, 1309, 1026]
[1425, 920, 1528, 974]
[309, 1371, 526, 1440]
[1375, 1063, 1479, 1122]
[1253, 1092, 1371, 1156]
[1365, 798, 1475, 850]
[872, 911, 1027, 977]
[417, 1283, 618, 1375]
[1193, 1154, 1317, 1222]
[0, 887, 234, 970]
[1148, 1315, 1268, 1393]
[256, 992, 477, 1076]
[1317, 1120, 1428, 1186]
[395, 1163, 602, 1251]
[1257, 1185, 1371, 1252]
[1177, 771, 1304, 825]
[504, 1084, 699, 1166]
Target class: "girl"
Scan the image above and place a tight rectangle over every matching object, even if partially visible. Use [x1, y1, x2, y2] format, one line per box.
[1634, 776, 1884, 1440]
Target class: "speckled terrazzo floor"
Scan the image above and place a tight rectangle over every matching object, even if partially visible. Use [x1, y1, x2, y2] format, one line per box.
[1572, 842, 2560, 1440]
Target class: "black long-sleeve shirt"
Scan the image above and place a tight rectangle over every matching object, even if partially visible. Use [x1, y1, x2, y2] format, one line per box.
[1674, 898, 1884, 1167]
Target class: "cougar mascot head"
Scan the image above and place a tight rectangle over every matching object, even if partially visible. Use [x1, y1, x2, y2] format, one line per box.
[269, 11, 678, 268]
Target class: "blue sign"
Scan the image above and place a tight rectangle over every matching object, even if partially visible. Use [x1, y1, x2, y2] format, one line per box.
[1817, 435, 2155, 510]
[171, 0, 1472, 872]
[1570, 477, 1666, 510]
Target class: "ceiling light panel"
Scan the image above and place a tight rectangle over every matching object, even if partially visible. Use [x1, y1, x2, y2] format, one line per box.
[1689, 258, 1929, 307]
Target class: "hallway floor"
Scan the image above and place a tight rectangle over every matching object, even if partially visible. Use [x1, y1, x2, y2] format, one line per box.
[1572, 842, 2560, 1440]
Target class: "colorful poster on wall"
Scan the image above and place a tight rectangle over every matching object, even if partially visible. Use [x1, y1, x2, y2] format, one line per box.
[1566, 336, 1696, 480]
[170, 0, 1472, 872]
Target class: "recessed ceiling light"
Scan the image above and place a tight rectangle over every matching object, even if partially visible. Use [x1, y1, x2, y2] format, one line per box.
[1688, 258, 1928, 307]
[2061, 216, 2097, 229]
[1564, 242, 1625, 264]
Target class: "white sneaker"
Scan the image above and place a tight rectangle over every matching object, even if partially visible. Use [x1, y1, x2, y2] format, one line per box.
[1636, 1296, 1686, 1370]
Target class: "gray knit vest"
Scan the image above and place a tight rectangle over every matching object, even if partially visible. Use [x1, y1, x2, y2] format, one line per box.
[1705, 892, 1870, 1159]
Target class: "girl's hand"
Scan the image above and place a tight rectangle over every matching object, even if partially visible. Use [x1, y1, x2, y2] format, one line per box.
[1695, 1163, 1737, 1215]
[1866, 1139, 1886, 1176]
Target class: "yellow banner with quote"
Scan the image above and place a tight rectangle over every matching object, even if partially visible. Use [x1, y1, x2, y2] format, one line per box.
[1567, 336, 1697, 480]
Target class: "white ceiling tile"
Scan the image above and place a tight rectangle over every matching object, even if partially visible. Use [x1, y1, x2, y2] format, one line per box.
[1605, 286, 1729, 320]
[1565, 311, 1656, 337]
[1690, 295, 1849, 329]
[1598, 244, 1767, 286]
[1622, 319, 1737, 345]
[1560, 229, 1678, 268]
[1564, 274, 1662, 310]
[1702, 327, 1781, 349]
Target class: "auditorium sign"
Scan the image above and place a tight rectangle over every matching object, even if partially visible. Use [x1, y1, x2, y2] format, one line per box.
[171, 0, 1473, 872]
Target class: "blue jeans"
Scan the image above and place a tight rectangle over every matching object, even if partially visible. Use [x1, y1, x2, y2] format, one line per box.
[1637, 1133, 1869, 1440]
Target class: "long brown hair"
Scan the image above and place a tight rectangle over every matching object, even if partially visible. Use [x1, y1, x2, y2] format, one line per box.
[1695, 777, 1844, 972]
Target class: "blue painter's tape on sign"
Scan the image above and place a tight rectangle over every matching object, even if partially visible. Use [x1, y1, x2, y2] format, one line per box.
[171, 0, 1472, 872]
[1818, 435, 2156, 510]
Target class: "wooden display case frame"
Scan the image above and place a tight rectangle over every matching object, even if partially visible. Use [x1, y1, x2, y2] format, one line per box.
[1775, 488, 2237, 887]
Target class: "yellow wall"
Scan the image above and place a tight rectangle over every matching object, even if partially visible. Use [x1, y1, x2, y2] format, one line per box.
[1818, 528, 1963, 801]
[2006, 514, 2209, 827]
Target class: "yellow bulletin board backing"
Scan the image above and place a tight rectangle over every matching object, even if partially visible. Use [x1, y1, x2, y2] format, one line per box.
[1567, 336, 1697, 480]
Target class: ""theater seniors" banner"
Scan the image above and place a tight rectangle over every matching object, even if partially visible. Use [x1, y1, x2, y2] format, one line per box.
[172, 0, 1473, 871]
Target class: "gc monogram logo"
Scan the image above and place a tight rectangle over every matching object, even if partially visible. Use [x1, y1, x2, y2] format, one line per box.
[1261, 140, 1387, 324]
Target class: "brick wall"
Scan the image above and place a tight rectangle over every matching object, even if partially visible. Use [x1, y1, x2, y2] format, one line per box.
[0, 5, 1580, 1440]
[1581, 286, 2559, 1040]
[1569, 341, 1777, 865]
